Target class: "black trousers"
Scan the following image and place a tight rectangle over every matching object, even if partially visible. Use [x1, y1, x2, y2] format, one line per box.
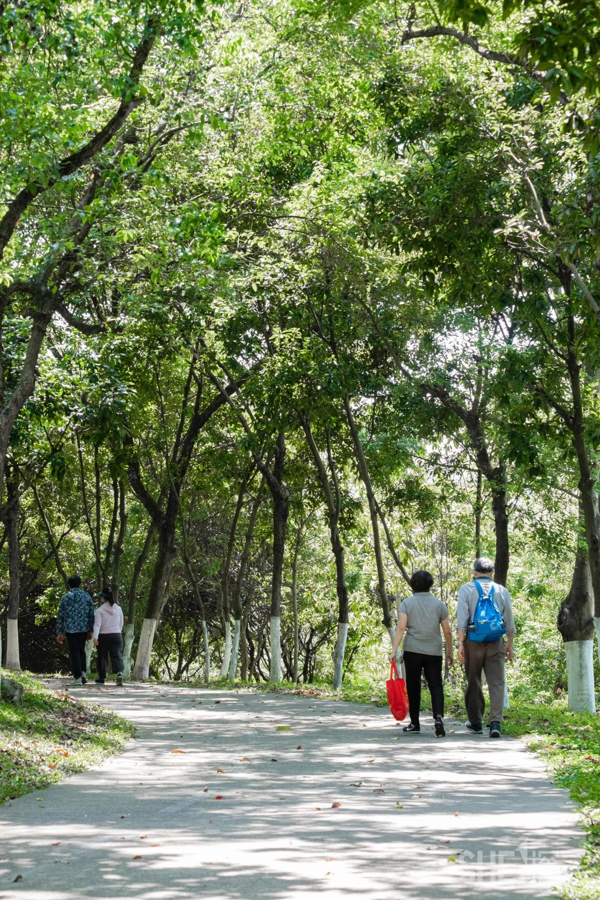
[97, 633, 124, 681]
[403, 651, 444, 726]
[66, 632, 88, 679]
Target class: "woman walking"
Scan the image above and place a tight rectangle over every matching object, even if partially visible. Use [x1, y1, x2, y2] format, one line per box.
[389, 570, 453, 736]
[93, 587, 125, 686]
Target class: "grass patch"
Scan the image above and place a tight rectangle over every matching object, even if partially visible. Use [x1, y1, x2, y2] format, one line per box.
[502, 703, 600, 900]
[0, 671, 135, 803]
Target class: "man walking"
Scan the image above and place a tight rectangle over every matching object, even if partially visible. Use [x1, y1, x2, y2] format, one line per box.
[457, 557, 515, 738]
[56, 575, 95, 685]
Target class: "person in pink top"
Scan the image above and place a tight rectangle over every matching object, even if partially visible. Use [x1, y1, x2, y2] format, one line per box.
[93, 587, 125, 686]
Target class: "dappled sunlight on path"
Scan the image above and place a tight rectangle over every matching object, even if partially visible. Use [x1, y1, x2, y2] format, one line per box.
[0, 684, 583, 899]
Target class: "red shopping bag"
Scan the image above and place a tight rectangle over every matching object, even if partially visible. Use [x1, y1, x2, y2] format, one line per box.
[386, 660, 409, 721]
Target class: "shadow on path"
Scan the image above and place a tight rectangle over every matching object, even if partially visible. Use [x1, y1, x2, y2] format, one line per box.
[0, 683, 583, 900]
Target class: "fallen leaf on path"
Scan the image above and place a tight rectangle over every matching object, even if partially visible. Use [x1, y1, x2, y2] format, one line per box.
[271, 758, 278, 762]
[315, 807, 322, 810]
[151, 844, 160, 847]
[296, 746, 302, 750]
[448, 855, 457, 863]
[52, 842, 62, 846]
[277, 726, 292, 731]
[395, 803, 404, 809]
[215, 795, 224, 800]
[203, 788, 208, 792]
[13, 875, 22, 883]
[240, 758, 250, 762]
[373, 789, 385, 794]
[350, 781, 363, 787]
[139, 836, 147, 839]
[331, 802, 342, 808]
[132, 856, 142, 860]
[217, 769, 223, 773]
[454, 812, 460, 817]
[326, 857, 334, 861]
[171, 750, 186, 754]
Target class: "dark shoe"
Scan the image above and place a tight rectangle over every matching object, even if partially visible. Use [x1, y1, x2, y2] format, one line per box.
[403, 723, 420, 733]
[80, 673, 87, 685]
[95, 679, 105, 685]
[116, 673, 124, 687]
[489, 721, 501, 738]
[434, 716, 445, 738]
[466, 721, 483, 734]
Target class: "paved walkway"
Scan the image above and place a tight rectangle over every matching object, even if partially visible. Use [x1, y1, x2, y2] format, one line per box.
[0, 684, 584, 899]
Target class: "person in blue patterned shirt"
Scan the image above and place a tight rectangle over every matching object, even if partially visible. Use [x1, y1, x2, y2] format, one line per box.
[56, 575, 95, 685]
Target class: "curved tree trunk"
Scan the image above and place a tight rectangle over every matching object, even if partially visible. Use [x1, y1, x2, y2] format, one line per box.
[342, 397, 391, 630]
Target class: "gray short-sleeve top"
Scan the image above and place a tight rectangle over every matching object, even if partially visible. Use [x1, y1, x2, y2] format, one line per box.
[397, 592, 449, 656]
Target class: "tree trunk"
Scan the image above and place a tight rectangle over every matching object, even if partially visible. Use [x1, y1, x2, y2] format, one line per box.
[4, 470, 21, 670]
[110, 479, 128, 603]
[342, 396, 391, 629]
[268, 434, 289, 682]
[220, 478, 247, 678]
[228, 479, 264, 680]
[475, 469, 483, 557]
[122, 624, 135, 679]
[301, 417, 351, 686]
[220, 621, 232, 678]
[491, 462, 509, 586]
[202, 618, 211, 684]
[558, 544, 596, 713]
[131, 525, 175, 680]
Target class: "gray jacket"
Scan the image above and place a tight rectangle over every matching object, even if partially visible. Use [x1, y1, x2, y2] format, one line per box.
[456, 577, 515, 637]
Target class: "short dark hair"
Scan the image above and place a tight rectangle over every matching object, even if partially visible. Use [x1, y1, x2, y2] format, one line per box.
[68, 574, 82, 588]
[410, 570, 434, 593]
[474, 557, 495, 574]
[99, 587, 115, 605]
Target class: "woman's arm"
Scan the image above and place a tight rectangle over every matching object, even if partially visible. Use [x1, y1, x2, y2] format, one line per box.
[389, 612, 408, 660]
[441, 618, 454, 666]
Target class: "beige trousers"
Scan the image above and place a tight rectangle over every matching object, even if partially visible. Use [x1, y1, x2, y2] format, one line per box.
[464, 637, 506, 724]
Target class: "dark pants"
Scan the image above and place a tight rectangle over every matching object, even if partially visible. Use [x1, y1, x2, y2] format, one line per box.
[403, 651, 444, 726]
[66, 632, 88, 679]
[464, 637, 506, 724]
[97, 633, 124, 681]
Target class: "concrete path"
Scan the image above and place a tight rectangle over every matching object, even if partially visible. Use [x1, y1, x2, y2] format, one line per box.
[0, 684, 584, 900]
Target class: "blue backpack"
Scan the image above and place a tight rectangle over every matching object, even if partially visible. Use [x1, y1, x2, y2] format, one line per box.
[468, 581, 507, 643]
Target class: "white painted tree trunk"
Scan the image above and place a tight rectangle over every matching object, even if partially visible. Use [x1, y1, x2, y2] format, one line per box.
[595, 618, 600, 667]
[270, 616, 282, 682]
[85, 638, 93, 675]
[220, 622, 232, 679]
[122, 623, 135, 679]
[565, 640, 596, 713]
[132, 618, 157, 681]
[202, 619, 210, 684]
[332, 622, 348, 690]
[5, 618, 20, 671]
[228, 619, 241, 681]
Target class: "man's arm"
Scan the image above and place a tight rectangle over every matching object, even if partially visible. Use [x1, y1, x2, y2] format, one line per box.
[501, 587, 515, 660]
[456, 585, 470, 664]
